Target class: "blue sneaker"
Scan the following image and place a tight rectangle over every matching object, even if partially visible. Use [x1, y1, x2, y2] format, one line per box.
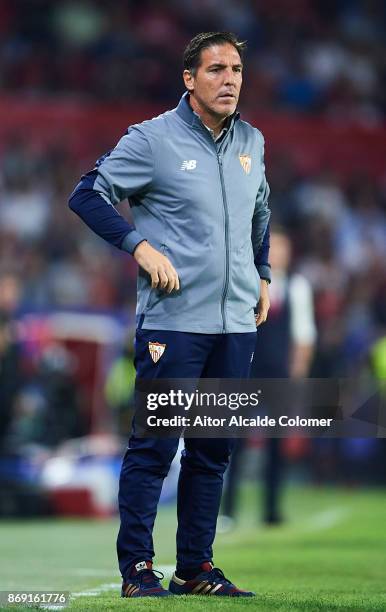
[121, 561, 172, 597]
[169, 562, 255, 597]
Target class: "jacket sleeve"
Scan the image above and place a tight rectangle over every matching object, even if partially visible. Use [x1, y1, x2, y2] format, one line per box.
[252, 133, 271, 282]
[68, 127, 153, 254]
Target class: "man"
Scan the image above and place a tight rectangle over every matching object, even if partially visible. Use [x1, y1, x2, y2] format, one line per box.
[222, 226, 316, 526]
[69, 31, 271, 598]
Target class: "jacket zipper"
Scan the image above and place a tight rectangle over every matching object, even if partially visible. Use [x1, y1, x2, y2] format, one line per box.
[217, 151, 230, 333]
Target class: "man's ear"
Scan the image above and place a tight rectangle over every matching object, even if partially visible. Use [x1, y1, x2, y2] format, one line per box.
[183, 69, 194, 92]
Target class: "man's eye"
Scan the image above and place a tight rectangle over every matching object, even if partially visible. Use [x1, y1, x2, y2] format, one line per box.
[211, 68, 220, 72]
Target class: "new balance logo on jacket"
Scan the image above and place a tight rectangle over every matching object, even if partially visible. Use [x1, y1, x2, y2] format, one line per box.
[180, 159, 197, 170]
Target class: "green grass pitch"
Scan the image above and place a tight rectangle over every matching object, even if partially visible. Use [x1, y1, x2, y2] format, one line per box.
[0, 485, 385, 611]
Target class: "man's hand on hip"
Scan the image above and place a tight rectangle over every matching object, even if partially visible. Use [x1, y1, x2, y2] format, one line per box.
[133, 241, 180, 293]
[255, 279, 270, 327]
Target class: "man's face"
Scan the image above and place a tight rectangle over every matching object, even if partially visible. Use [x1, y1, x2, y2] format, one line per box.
[270, 233, 292, 272]
[184, 43, 243, 119]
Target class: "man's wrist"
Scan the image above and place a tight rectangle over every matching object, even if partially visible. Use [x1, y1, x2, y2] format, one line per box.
[256, 263, 271, 283]
[133, 239, 147, 255]
[121, 232, 146, 255]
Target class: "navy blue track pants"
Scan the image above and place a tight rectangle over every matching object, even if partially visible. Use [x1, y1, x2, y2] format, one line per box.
[117, 329, 256, 579]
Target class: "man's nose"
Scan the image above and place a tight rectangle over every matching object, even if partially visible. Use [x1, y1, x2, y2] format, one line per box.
[223, 69, 237, 86]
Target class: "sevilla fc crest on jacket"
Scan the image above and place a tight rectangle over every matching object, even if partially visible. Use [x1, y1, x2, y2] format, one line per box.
[239, 154, 251, 174]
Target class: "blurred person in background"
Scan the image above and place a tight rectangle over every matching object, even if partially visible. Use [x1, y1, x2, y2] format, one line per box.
[0, 273, 24, 451]
[369, 285, 386, 484]
[105, 333, 136, 435]
[0, 271, 22, 318]
[222, 226, 316, 527]
[0, 311, 23, 453]
[0, 308, 53, 519]
[5, 343, 86, 451]
[0, 269, 85, 452]
[69, 31, 271, 598]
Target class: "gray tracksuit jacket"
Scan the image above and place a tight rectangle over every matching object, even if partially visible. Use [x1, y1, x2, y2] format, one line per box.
[69, 93, 271, 333]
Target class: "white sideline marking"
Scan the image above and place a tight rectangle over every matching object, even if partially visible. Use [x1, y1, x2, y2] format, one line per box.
[71, 565, 175, 599]
[303, 507, 350, 532]
[72, 583, 121, 598]
[73, 569, 118, 576]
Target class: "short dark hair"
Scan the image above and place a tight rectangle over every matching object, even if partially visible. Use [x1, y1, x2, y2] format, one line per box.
[183, 32, 246, 74]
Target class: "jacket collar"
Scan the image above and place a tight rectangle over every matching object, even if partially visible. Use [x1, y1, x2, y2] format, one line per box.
[176, 91, 240, 131]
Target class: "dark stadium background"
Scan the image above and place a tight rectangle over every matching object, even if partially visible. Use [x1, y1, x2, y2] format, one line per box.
[0, 0, 385, 539]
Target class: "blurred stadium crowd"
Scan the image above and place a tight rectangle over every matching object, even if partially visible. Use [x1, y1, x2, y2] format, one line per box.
[0, 0, 385, 122]
[0, 1, 385, 514]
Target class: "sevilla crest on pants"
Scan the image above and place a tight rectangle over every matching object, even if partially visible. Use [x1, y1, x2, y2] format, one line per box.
[148, 342, 166, 363]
